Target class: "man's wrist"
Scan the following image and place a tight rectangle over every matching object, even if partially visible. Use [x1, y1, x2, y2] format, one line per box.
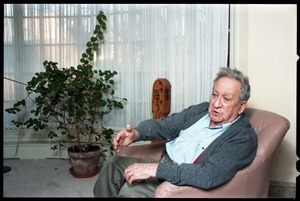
[133, 129, 140, 142]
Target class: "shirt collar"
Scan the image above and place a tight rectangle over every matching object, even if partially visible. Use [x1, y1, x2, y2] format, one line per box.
[205, 113, 241, 129]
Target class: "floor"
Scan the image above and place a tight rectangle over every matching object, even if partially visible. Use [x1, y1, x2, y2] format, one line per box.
[3, 158, 296, 198]
[3, 158, 98, 197]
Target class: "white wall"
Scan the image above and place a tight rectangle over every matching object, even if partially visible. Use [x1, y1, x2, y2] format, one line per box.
[233, 4, 298, 184]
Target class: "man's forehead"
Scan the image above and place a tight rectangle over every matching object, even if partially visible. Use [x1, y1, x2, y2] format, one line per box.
[213, 78, 241, 95]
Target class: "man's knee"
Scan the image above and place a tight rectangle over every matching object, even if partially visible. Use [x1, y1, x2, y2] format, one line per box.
[102, 156, 124, 166]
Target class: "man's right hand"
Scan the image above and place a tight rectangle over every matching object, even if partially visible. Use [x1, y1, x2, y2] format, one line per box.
[113, 124, 139, 152]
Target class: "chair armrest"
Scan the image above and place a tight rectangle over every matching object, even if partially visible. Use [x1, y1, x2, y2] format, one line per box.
[154, 181, 214, 198]
[116, 141, 167, 161]
[154, 180, 247, 198]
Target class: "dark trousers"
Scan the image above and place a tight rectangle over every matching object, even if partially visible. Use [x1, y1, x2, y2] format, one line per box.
[93, 154, 172, 197]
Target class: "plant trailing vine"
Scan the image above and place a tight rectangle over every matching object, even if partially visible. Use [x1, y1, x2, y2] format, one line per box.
[5, 10, 127, 157]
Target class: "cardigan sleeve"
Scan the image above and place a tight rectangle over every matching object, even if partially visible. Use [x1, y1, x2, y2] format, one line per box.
[135, 102, 209, 141]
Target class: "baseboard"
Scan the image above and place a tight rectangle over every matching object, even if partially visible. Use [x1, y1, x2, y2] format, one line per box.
[268, 180, 296, 198]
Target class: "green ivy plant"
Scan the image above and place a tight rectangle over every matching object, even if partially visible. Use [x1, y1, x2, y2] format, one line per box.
[5, 11, 127, 158]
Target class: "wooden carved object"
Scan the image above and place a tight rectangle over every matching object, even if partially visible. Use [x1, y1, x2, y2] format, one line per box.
[151, 78, 171, 143]
[152, 78, 171, 119]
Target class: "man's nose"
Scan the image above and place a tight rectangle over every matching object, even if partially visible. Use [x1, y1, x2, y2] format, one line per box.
[213, 96, 222, 107]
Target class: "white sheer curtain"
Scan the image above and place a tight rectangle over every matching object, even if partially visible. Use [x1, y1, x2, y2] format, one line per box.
[4, 4, 229, 130]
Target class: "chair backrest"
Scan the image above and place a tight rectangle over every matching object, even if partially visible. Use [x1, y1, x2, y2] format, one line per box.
[245, 108, 290, 162]
[238, 108, 290, 197]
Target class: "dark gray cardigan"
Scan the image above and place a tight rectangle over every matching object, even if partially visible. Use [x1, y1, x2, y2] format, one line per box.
[135, 102, 258, 189]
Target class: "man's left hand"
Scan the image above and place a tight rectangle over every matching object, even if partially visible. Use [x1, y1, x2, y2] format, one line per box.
[124, 163, 158, 184]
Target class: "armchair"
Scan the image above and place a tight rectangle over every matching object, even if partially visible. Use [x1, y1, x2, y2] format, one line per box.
[116, 108, 290, 198]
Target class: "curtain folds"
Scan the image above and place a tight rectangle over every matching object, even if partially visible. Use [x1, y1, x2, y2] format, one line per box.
[3, 4, 229, 129]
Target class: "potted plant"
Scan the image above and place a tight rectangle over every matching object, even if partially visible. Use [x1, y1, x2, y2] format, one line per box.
[5, 10, 127, 178]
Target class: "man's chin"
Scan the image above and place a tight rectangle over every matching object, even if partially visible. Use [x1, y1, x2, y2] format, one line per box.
[210, 117, 223, 124]
[210, 113, 220, 119]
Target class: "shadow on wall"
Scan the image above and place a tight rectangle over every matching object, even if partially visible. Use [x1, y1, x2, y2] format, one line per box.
[270, 139, 296, 183]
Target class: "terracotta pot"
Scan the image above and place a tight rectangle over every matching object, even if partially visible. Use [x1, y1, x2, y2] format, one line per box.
[67, 145, 101, 178]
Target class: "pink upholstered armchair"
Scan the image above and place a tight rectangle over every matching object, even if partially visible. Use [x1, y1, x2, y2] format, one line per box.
[116, 108, 290, 198]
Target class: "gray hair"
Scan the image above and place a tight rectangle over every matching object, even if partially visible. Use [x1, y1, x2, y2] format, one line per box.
[213, 67, 251, 102]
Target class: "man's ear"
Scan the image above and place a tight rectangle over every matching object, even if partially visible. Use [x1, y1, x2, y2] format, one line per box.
[239, 101, 247, 115]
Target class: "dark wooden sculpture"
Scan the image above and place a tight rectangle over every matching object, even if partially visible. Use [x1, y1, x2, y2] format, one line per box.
[152, 78, 171, 143]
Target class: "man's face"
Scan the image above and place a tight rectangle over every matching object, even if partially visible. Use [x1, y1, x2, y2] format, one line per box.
[208, 76, 246, 127]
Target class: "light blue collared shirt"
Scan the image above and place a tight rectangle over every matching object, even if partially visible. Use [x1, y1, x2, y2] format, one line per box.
[166, 113, 239, 165]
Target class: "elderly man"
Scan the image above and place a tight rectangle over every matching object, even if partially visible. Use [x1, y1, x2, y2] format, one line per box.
[94, 67, 258, 197]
